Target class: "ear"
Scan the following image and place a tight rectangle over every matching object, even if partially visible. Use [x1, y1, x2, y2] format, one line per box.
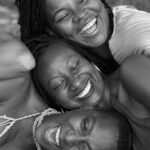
[46, 28, 55, 36]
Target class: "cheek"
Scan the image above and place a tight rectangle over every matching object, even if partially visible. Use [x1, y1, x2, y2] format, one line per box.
[55, 21, 74, 37]
[55, 89, 70, 105]
[87, 0, 103, 13]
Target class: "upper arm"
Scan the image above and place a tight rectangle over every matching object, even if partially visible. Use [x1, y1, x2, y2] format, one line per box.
[0, 39, 35, 80]
[120, 55, 150, 109]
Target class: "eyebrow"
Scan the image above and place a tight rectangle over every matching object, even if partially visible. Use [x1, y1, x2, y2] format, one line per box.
[66, 55, 77, 66]
[48, 55, 77, 84]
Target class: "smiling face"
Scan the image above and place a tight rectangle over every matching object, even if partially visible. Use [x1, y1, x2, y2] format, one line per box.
[44, 0, 109, 47]
[37, 40, 111, 109]
[35, 109, 125, 150]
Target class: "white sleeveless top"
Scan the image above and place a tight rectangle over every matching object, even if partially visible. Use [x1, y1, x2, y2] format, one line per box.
[109, 5, 150, 64]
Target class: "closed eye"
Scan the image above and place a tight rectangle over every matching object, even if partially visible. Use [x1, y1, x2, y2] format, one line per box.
[78, 0, 87, 5]
[81, 116, 94, 135]
[55, 11, 70, 23]
[72, 60, 80, 72]
[49, 77, 66, 90]
[54, 80, 65, 89]
[81, 117, 89, 133]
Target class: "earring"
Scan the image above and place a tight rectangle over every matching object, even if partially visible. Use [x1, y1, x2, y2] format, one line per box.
[92, 63, 101, 72]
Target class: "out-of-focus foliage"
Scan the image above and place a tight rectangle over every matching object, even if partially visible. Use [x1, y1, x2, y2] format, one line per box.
[106, 0, 150, 12]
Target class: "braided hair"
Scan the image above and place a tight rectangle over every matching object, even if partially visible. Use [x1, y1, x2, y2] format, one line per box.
[16, 0, 49, 42]
[26, 34, 64, 111]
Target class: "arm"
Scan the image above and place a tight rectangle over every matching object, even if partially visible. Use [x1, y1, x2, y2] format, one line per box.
[0, 39, 35, 80]
[120, 55, 150, 110]
[0, 1, 35, 80]
[0, 0, 20, 39]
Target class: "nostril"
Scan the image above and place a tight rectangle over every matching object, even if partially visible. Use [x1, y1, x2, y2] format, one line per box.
[65, 132, 76, 146]
[73, 8, 88, 23]
[70, 80, 82, 91]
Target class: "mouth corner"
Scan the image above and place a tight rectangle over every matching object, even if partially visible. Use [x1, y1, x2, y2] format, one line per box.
[74, 79, 93, 100]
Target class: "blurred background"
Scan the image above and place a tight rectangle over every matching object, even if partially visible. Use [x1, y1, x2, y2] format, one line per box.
[106, 0, 150, 12]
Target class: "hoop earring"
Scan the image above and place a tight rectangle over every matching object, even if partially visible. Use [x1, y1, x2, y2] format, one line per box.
[92, 63, 101, 72]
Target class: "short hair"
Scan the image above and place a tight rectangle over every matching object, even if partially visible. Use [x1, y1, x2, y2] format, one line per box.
[117, 113, 133, 150]
[101, 109, 133, 150]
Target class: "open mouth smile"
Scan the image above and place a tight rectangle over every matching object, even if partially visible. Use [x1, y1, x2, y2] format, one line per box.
[80, 18, 97, 36]
[46, 125, 61, 147]
[75, 80, 92, 99]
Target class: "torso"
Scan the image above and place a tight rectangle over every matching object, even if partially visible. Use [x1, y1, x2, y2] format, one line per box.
[0, 74, 47, 150]
[112, 82, 150, 150]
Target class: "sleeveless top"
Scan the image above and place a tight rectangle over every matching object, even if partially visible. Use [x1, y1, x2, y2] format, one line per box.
[109, 5, 150, 64]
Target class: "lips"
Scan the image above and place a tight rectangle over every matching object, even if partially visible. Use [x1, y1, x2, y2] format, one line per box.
[74, 80, 92, 100]
[80, 18, 97, 36]
[45, 126, 61, 147]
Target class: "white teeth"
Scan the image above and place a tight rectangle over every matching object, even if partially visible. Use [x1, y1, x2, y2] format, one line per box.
[46, 126, 61, 147]
[55, 126, 61, 146]
[81, 18, 97, 34]
[77, 81, 91, 98]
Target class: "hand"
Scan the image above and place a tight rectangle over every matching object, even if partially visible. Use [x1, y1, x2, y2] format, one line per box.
[0, 0, 20, 40]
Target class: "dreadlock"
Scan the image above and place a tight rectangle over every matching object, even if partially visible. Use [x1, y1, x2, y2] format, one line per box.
[26, 34, 64, 111]
[16, 0, 48, 43]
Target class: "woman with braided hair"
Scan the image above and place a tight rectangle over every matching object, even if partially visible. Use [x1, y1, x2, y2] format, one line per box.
[18, 0, 150, 75]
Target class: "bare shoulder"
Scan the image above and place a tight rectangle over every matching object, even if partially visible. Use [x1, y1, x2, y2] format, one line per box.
[120, 55, 150, 79]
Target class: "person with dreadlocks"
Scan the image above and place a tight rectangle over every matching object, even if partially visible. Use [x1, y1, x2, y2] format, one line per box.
[18, 0, 150, 75]
[0, 1, 61, 150]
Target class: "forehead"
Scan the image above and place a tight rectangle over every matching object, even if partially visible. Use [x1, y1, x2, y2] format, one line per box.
[65, 109, 110, 119]
[45, 0, 70, 12]
[45, 43, 79, 63]
[45, 0, 85, 16]
[46, 0, 74, 6]
[40, 42, 81, 75]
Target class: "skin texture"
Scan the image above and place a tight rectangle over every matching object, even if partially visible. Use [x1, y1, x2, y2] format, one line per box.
[37, 41, 112, 109]
[35, 108, 124, 150]
[44, 0, 109, 47]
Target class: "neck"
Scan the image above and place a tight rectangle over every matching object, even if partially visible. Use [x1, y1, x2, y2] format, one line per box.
[25, 83, 48, 115]
[101, 75, 119, 109]
[95, 42, 113, 60]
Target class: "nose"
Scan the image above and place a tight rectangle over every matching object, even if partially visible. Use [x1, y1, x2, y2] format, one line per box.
[65, 131, 87, 146]
[69, 76, 82, 91]
[73, 8, 88, 23]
